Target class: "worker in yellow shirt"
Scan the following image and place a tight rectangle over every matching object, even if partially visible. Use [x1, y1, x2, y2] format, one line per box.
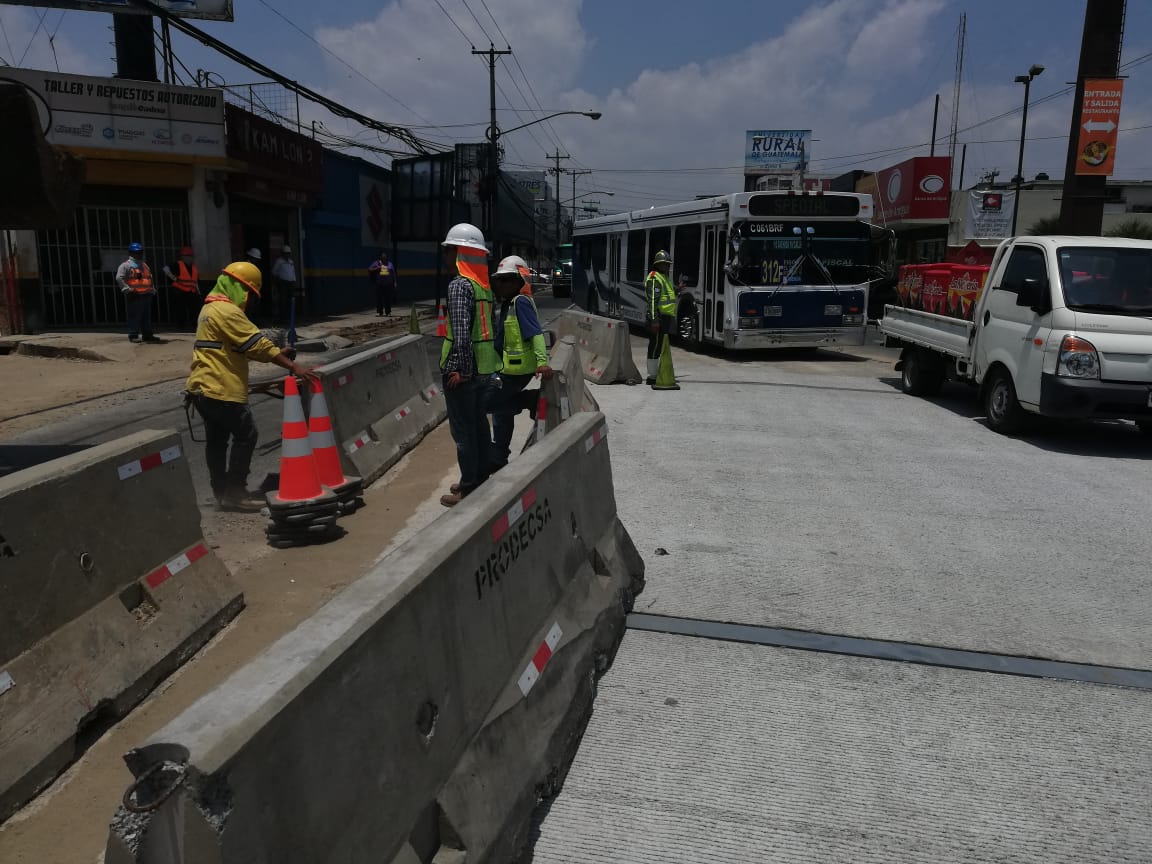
[185, 261, 317, 512]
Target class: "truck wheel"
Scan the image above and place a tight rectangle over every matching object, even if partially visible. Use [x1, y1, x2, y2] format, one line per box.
[901, 348, 944, 397]
[985, 369, 1026, 435]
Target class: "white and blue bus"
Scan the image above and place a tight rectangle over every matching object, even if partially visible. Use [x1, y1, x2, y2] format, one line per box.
[571, 191, 895, 350]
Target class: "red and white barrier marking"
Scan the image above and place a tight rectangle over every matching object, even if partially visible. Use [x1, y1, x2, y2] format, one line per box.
[588, 364, 603, 379]
[145, 542, 209, 590]
[535, 395, 548, 438]
[118, 445, 182, 481]
[331, 372, 355, 389]
[394, 405, 411, 421]
[425, 384, 441, 399]
[491, 487, 538, 542]
[378, 350, 395, 363]
[346, 431, 372, 454]
[518, 622, 563, 697]
[584, 425, 608, 453]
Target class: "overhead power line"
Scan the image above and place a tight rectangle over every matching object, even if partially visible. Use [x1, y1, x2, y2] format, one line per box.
[125, 0, 443, 155]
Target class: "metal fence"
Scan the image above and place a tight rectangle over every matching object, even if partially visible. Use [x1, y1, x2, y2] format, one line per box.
[37, 205, 191, 328]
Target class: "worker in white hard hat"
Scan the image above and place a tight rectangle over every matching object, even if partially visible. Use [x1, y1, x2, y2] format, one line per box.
[488, 255, 553, 472]
[438, 223, 500, 507]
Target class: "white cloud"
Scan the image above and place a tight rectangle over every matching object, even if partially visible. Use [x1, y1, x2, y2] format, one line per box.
[308, 0, 1152, 209]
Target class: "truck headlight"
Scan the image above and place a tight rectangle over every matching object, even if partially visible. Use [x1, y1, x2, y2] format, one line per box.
[1056, 335, 1100, 379]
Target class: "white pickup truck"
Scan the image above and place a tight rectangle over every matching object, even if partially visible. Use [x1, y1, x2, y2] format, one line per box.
[881, 236, 1152, 434]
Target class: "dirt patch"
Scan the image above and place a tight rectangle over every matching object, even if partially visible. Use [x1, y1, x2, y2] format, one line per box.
[0, 424, 460, 864]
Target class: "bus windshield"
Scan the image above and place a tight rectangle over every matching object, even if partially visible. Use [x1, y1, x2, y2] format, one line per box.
[729, 221, 874, 287]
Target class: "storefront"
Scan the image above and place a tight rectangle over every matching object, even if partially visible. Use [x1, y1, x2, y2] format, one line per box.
[862, 156, 952, 267]
[0, 67, 228, 329]
[223, 105, 323, 319]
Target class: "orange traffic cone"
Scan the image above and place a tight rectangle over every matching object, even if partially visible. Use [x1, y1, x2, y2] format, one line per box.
[435, 303, 447, 337]
[308, 380, 363, 509]
[270, 376, 324, 503]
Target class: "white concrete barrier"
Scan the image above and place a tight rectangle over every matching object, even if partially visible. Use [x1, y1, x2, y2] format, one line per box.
[315, 334, 447, 485]
[105, 413, 644, 864]
[530, 335, 599, 441]
[0, 430, 241, 822]
[552, 309, 642, 385]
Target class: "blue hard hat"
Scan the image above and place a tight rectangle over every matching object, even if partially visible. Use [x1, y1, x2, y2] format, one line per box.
[128, 242, 143, 253]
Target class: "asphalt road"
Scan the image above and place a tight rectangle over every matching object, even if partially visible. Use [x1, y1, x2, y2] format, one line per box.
[530, 328, 1152, 862]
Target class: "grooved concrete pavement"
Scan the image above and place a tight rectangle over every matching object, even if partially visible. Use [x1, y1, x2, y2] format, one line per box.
[529, 629, 1152, 863]
[592, 334, 1152, 669]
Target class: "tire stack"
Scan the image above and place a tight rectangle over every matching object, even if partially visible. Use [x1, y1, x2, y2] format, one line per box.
[264, 490, 346, 549]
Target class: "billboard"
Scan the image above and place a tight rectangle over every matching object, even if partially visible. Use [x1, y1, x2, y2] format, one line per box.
[745, 130, 811, 174]
[873, 156, 951, 224]
[0, 67, 225, 157]
[1075, 78, 1123, 176]
[0, 0, 232, 20]
[963, 190, 1016, 239]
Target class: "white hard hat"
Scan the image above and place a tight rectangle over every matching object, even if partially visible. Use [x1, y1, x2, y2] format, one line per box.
[441, 222, 488, 252]
[495, 255, 530, 276]
[246, 248, 262, 261]
[282, 245, 292, 254]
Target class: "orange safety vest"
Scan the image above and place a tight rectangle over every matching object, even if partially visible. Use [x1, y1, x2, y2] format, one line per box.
[173, 261, 199, 293]
[125, 263, 154, 295]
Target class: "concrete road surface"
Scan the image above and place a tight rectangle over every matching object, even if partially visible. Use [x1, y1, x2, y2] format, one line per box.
[529, 328, 1152, 862]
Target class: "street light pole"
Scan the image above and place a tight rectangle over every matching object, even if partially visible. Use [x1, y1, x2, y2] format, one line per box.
[1010, 64, 1044, 236]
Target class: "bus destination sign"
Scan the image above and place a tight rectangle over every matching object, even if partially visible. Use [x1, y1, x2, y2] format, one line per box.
[749, 194, 861, 218]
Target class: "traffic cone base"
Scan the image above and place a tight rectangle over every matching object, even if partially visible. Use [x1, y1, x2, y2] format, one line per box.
[651, 335, 680, 390]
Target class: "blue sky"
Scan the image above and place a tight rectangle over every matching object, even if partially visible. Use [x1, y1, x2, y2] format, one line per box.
[2, 0, 1150, 211]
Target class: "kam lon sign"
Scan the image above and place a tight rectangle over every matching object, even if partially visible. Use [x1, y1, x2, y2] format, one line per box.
[0, 67, 224, 157]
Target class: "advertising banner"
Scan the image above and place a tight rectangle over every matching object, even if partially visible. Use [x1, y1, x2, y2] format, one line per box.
[964, 190, 1016, 239]
[0, 66, 225, 157]
[745, 130, 811, 174]
[1075, 78, 1123, 176]
[873, 156, 951, 224]
[359, 174, 390, 248]
[0, 0, 233, 21]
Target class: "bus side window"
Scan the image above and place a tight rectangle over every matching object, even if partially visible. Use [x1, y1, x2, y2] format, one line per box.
[673, 224, 701, 288]
[626, 230, 646, 282]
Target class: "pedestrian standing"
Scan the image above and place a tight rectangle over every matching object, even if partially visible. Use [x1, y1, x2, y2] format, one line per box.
[489, 255, 552, 472]
[271, 245, 298, 324]
[369, 250, 397, 316]
[116, 241, 159, 344]
[163, 245, 201, 331]
[185, 261, 317, 512]
[438, 222, 500, 508]
[645, 250, 678, 384]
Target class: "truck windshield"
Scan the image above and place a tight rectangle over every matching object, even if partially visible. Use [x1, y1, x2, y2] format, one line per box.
[1058, 247, 1152, 314]
[729, 223, 874, 287]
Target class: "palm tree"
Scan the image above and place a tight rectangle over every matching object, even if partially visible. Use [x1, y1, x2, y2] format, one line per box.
[1105, 218, 1152, 241]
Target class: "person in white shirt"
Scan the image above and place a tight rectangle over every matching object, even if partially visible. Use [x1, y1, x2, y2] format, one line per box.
[271, 245, 298, 324]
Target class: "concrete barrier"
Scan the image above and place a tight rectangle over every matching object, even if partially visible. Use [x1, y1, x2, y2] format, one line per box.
[552, 309, 642, 385]
[105, 412, 644, 864]
[315, 333, 447, 486]
[0, 430, 241, 822]
[531, 335, 600, 440]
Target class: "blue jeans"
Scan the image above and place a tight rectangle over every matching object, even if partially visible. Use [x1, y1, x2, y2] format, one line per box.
[489, 374, 537, 470]
[126, 293, 154, 339]
[444, 373, 494, 495]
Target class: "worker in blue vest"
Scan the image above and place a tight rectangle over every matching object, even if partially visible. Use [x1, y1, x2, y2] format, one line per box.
[489, 255, 552, 471]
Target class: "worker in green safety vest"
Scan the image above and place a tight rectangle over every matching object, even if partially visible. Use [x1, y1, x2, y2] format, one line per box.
[645, 249, 679, 384]
[489, 255, 554, 472]
[439, 222, 501, 507]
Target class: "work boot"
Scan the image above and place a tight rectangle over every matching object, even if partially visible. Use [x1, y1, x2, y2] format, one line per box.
[450, 482, 461, 494]
[440, 491, 464, 507]
[217, 488, 265, 512]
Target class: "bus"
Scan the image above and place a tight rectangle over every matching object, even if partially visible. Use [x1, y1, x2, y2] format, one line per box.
[571, 191, 895, 350]
[552, 242, 574, 298]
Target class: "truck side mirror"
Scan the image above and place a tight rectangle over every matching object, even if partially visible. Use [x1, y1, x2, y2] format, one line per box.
[1016, 277, 1050, 314]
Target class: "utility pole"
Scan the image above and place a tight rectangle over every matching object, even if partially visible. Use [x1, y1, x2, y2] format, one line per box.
[570, 169, 591, 232]
[473, 43, 512, 253]
[1058, 0, 1125, 235]
[548, 149, 570, 256]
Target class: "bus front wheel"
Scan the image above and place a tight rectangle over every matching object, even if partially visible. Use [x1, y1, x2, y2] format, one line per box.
[677, 304, 700, 352]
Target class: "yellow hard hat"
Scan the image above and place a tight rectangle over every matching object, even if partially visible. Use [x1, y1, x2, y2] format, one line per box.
[222, 261, 262, 296]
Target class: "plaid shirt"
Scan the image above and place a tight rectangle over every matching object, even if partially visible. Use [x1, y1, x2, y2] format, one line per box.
[442, 275, 476, 377]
